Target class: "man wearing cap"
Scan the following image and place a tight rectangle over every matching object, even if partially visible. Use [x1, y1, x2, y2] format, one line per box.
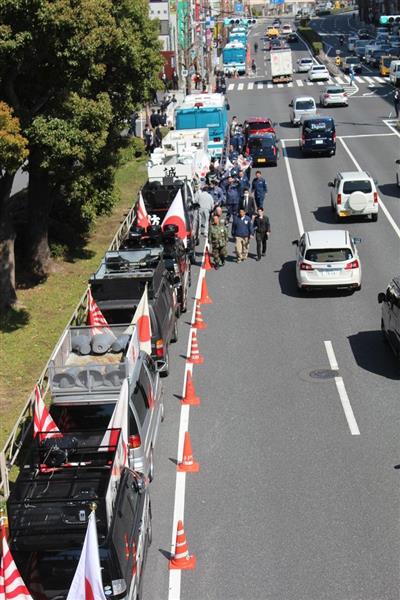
[208, 214, 228, 269]
[251, 171, 268, 209]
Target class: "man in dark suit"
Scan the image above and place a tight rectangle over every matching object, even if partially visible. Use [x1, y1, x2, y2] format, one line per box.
[239, 189, 257, 218]
[253, 207, 271, 261]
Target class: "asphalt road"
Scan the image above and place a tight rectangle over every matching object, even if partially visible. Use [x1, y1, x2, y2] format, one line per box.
[145, 15, 400, 600]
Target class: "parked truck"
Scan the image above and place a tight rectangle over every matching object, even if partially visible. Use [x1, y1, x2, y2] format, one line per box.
[270, 48, 293, 83]
[223, 40, 247, 76]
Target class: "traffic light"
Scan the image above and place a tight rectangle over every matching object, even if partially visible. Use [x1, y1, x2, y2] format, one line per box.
[380, 15, 400, 25]
[241, 18, 257, 25]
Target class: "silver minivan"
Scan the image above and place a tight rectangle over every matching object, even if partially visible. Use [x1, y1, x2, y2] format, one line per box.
[289, 96, 317, 126]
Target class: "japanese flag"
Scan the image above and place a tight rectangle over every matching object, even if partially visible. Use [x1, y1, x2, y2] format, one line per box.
[136, 192, 150, 230]
[66, 510, 106, 600]
[99, 379, 129, 468]
[33, 384, 62, 442]
[0, 523, 33, 600]
[161, 189, 187, 243]
[129, 285, 152, 355]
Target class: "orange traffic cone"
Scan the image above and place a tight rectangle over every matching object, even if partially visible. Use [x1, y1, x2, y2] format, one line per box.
[181, 371, 200, 406]
[193, 301, 207, 330]
[203, 247, 213, 270]
[199, 276, 212, 305]
[187, 330, 204, 364]
[169, 520, 196, 570]
[177, 431, 200, 472]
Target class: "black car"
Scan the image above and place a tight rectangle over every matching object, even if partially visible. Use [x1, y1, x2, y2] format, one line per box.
[300, 117, 336, 156]
[8, 431, 152, 600]
[246, 133, 280, 167]
[287, 32, 298, 43]
[121, 224, 191, 314]
[141, 179, 200, 264]
[90, 248, 178, 375]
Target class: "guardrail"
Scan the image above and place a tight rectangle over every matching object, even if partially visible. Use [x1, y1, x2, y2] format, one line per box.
[0, 193, 139, 499]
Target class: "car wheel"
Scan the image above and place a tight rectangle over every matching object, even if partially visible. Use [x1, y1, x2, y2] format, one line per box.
[160, 401, 165, 422]
[147, 513, 153, 546]
[371, 213, 378, 222]
[171, 319, 178, 343]
[396, 172, 400, 188]
[331, 148, 336, 156]
[355, 284, 362, 291]
[160, 349, 169, 378]
[148, 448, 154, 482]
[331, 198, 335, 212]
[189, 251, 196, 265]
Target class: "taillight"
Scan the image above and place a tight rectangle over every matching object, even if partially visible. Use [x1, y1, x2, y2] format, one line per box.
[155, 339, 164, 357]
[337, 193, 342, 205]
[301, 134, 305, 144]
[373, 192, 378, 203]
[333, 132, 336, 142]
[345, 259, 359, 270]
[213, 137, 221, 142]
[343, 92, 348, 97]
[129, 434, 141, 449]
[300, 262, 314, 271]
[272, 145, 276, 155]
[324, 93, 329, 98]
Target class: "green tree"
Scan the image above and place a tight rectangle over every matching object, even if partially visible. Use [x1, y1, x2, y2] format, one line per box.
[0, 101, 28, 312]
[0, 0, 162, 282]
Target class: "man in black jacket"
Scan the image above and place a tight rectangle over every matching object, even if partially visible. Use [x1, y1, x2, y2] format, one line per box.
[253, 207, 271, 261]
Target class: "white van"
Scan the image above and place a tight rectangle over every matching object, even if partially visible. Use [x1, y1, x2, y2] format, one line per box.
[389, 60, 400, 85]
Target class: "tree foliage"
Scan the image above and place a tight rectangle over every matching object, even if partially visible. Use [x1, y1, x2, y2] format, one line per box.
[0, 101, 28, 171]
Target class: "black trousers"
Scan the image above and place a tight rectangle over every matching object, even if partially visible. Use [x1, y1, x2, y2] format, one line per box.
[256, 234, 267, 258]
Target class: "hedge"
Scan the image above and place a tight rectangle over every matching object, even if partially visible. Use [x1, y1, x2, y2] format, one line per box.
[297, 25, 324, 55]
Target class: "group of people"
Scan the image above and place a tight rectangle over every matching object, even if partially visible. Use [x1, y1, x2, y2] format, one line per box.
[142, 99, 176, 154]
[195, 152, 271, 267]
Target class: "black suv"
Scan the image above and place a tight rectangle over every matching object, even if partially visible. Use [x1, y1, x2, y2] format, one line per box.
[89, 248, 178, 375]
[141, 178, 200, 264]
[8, 431, 152, 600]
[300, 117, 336, 156]
[121, 224, 191, 313]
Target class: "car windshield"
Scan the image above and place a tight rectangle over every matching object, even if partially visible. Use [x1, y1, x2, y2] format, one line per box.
[383, 57, 392, 66]
[305, 248, 353, 262]
[304, 119, 333, 132]
[346, 57, 359, 63]
[296, 100, 315, 110]
[13, 548, 115, 600]
[249, 121, 271, 130]
[342, 180, 372, 194]
[327, 87, 344, 94]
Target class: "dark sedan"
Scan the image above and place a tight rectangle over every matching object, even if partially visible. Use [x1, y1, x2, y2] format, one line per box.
[246, 133, 280, 167]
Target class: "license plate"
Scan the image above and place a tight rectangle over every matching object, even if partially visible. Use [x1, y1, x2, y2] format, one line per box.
[315, 139, 324, 144]
[258, 158, 266, 163]
[339, 210, 350, 216]
[320, 269, 341, 276]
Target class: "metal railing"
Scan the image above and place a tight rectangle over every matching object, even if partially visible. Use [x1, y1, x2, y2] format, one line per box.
[0, 194, 139, 499]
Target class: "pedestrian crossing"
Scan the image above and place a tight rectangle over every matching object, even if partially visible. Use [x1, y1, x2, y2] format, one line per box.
[226, 75, 388, 92]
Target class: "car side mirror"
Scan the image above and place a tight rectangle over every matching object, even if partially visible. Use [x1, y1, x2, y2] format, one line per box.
[328, 181, 334, 187]
[288, 101, 293, 107]
[377, 292, 386, 303]
[155, 359, 167, 372]
[292, 239, 299, 246]
[396, 159, 400, 164]
[352, 237, 361, 244]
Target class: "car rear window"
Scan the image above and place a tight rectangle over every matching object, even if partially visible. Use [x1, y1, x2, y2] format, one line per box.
[305, 248, 353, 262]
[301, 59, 313, 64]
[50, 404, 114, 431]
[250, 137, 274, 148]
[312, 66, 326, 71]
[249, 121, 271, 130]
[342, 180, 372, 194]
[304, 119, 334, 132]
[327, 87, 344, 94]
[296, 100, 315, 110]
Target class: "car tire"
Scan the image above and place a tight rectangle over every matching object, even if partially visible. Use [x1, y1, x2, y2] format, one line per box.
[147, 513, 153, 546]
[396, 172, 400, 188]
[189, 251, 196, 265]
[148, 448, 154, 483]
[355, 284, 362, 291]
[171, 319, 178, 343]
[331, 148, 336, 156]
[371, 213, 378, 222]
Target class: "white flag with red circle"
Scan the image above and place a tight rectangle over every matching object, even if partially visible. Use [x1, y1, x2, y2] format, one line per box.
[99, 378, 129, 468]
[0, 523, 33, 600]
[130, 285, 152, 355]
[66, 511, 106, 600]
[33, 385, 62, 442]
[161, 189, 187, 243]
[136, 192, 150, 229]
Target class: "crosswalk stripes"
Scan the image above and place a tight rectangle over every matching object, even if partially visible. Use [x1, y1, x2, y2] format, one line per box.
[225, 76, 390, 92]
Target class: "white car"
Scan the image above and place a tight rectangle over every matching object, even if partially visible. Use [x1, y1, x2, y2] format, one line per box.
[297, 57, 314, 72]
[319, 85, 348, 107]
[329, 171, 379, 221]
[396, 159, 400, 187]
[308, 64, 330, 81]
[288, 96, 317, 125]
[293, 230, 362, 292]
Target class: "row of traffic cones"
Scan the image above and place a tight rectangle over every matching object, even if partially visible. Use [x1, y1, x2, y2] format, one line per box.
[169, 248, 213, 571]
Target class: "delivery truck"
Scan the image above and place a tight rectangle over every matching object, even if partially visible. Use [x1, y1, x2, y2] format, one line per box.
[270, 48, 293, 83]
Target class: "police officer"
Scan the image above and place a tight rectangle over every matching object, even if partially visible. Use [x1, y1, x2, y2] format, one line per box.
[208, 214, 228, 269]
[225, 176, 240, 224]
[251, 171, 268, 208]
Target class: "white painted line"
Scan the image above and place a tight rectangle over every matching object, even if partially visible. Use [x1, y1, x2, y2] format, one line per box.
[324, 340, 339, 371]
[287, 82, 293, 87]
[238, 83, 244, 90]
[277, 83, 284, 88]
[267, 83, 273, 89]
[335, 377, 361, 436]
[339, 137, 400, 241]
[339, 132, 396, 139]
[342, 75, 350, 83]
[354, 76, 363, 83]
[316, 81, 324, 86]
[281, 140, 304, 235]
[334, 76, 344, 84]
[364, 76, 374, 84]
[383, 119, 400, 138]
[248, 82, 254, 90]
[168, 259, 206, 600]
[257, 82, 263, 89]
[306, 81, 313, 86]
[296, 79, 304, 87]
[228, 83, 234, 91]
[373, 76, 385, 83]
